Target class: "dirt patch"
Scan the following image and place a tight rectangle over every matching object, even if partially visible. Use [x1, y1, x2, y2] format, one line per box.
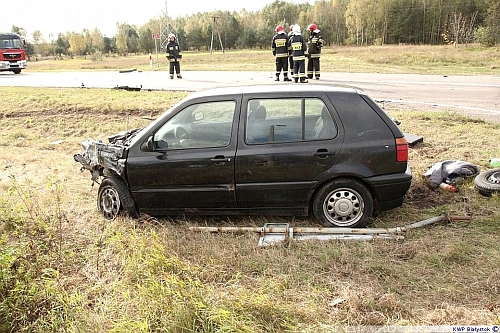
[0, 107, 158, 119]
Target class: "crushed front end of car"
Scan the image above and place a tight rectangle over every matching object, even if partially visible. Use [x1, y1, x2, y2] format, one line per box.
[74, 129, 141, 182]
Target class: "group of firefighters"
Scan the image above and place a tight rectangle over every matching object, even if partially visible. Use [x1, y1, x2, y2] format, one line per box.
[272, 23, 323, 83]
[164, 23, 323, 83]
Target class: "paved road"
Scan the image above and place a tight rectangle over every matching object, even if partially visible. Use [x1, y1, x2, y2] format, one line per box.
[1, 70, 499, 116]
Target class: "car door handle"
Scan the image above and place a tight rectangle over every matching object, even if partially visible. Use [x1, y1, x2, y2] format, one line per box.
[314, 149, 335, 158]
[210, 155, 232, 164]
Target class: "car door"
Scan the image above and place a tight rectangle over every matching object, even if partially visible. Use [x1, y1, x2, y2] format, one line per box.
[126, 99, 239, 214]
[235, 96, 344, 211]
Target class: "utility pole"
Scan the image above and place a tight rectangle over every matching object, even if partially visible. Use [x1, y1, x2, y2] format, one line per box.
[210, 16, 224, 54]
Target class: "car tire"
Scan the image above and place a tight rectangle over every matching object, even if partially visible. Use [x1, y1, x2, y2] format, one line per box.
[97, 177, 137, 220]
[313, 179, 373, 228]
[474, 168, 500, 197]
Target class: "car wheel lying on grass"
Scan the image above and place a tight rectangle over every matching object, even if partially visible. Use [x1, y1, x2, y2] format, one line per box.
[313, 179, 374, 228]
[98, 177, 137, 220]
[474, 168, 500, 197]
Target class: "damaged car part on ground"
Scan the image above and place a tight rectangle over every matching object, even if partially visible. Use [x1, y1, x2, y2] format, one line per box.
[189, 213, 473, 246]
[74, 84, 412, 228]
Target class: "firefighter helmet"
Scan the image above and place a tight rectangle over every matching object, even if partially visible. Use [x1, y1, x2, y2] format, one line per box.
[275, 25, 284, 33]
[292, 24, 301, 34]
[308, 23, 318, 32]
[168, 33, 175, 40]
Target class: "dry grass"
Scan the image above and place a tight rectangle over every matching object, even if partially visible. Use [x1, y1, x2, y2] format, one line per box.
[0, 86, 499, 331]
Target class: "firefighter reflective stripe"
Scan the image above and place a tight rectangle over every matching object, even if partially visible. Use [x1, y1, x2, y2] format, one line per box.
[291, 42, 303, 51]
[275, 39, 287, 47]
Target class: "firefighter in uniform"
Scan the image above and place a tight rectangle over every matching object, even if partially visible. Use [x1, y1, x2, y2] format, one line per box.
[288, 24, 308, 83]
[271, 25, 292, 81]
[166, 33, 182, 79]
[307, 23, 323, 80]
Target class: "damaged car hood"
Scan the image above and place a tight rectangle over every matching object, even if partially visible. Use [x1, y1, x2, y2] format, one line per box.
[74, 128, 142, 181]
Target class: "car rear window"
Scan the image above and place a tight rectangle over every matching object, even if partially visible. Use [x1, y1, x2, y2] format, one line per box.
[330, 92, 392, 140]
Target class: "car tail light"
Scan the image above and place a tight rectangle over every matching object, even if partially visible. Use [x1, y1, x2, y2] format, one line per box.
[395, 137, 408, 162]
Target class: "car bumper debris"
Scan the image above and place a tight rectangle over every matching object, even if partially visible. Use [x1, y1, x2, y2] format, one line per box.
[189, 213, 472, 246]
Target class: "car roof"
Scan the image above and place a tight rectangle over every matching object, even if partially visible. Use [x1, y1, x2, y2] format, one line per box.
[186, 83, 366, 100]
[0, 33, 20, 38]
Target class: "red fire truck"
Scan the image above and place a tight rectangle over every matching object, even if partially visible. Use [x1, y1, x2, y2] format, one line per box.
[0, 32, 27, 74]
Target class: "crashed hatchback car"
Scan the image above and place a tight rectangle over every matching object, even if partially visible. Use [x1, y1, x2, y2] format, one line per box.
[75, 84, 412, 228]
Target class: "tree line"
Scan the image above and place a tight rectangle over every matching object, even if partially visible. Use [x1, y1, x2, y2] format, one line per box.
[11, 0, 500, 58]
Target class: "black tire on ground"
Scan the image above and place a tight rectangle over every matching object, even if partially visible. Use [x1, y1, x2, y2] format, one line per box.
[474, 168, 500, 197]
[313, 179, 374, 228]
[97, 177, 138, 220]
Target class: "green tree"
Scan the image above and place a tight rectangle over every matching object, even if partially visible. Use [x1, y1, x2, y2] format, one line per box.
[311, 0, 347, 45]
[345, 0, 367, 44]
[223, 14, 241, 50]
[138, 26, 156, 53]
[31, 30, 44, 55]
[184, 13, 211, 51]
[116, 23, 139, 54]
[68, 32, 86, 56]
[116, 24, 128, 55]
[90, 28, 105, 52]
[386, 0, 413, 44]
[55, 34, 70, 57]
[475, 0, 499, 45]
[103, 36, 117, 54]
[127, 27, 140, 54]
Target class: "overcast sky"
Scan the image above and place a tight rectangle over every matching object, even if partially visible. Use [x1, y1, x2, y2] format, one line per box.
[3, 0, 314, 40]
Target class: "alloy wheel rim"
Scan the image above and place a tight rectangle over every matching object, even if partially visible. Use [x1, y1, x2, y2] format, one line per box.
[323, 188, 364, 227]
[100, 188, 120, 220]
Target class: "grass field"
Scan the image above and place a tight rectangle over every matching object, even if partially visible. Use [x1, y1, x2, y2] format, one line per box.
[1, 45, 500, 331]
[26, 44, 500, 76]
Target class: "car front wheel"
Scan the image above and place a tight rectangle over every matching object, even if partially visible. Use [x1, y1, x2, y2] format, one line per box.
[313, 179, 373, 228]
[97, 177, 137, 220]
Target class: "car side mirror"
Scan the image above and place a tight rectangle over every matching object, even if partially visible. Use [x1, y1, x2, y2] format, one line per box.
[144, 136, 169, 152]
[145, 136, 156, 151]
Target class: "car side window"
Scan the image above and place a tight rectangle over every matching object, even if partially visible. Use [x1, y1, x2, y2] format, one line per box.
[154, 100, 236, 149]
[245, 98, 337, 144]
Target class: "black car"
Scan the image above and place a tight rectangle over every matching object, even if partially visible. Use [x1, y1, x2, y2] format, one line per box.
[74, 84, 412, 228]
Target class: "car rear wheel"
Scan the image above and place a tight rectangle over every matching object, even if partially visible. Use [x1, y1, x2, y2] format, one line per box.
[313, 179, 373, 228]
[97, 177, 137, 220]
[474, 168, 500, 197]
